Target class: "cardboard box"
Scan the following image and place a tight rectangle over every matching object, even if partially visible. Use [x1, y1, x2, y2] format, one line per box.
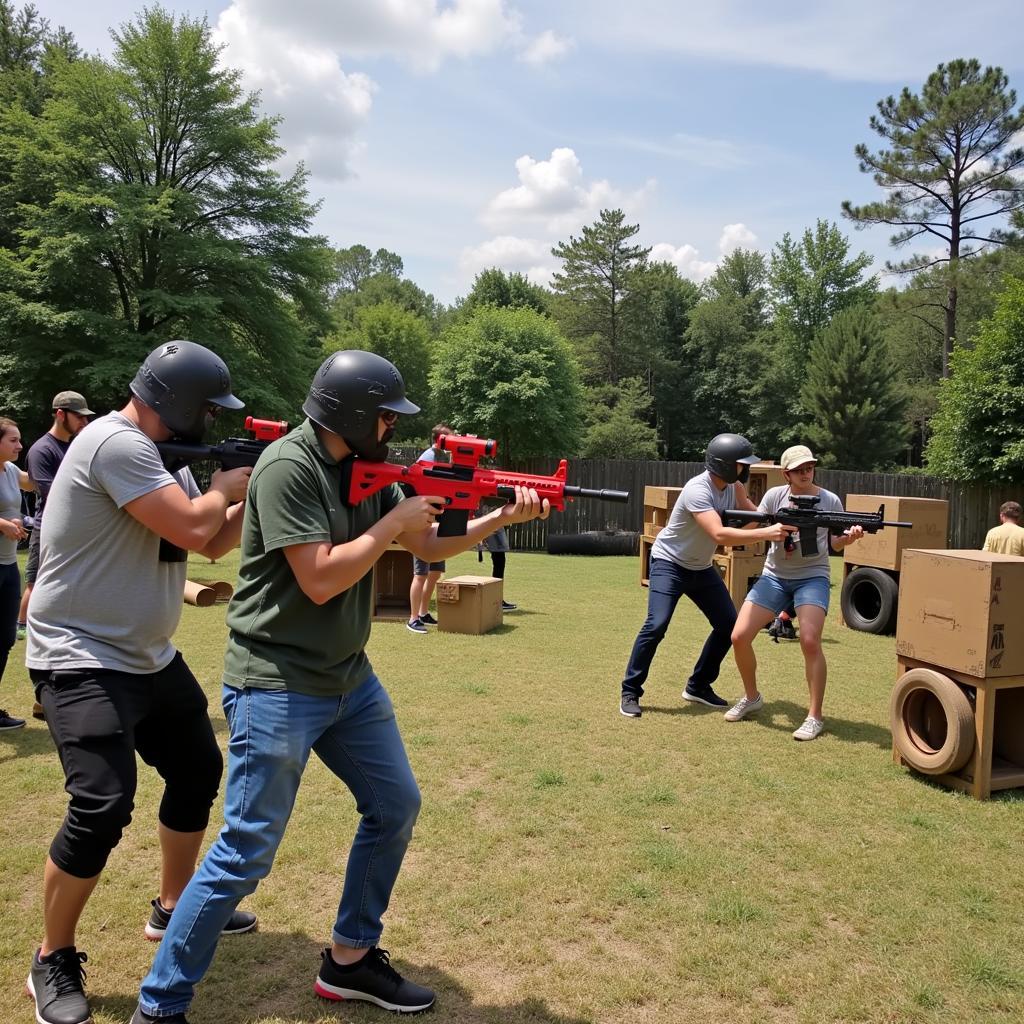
[712, 551, 766, 611]
[896, 550, 1024, 678]
[844, 494, 948, 572]
[746, 463, 786, 505]
[372, 543, 414, 621]
[437, 575, 503, 634]
[640, 533, 656, 587]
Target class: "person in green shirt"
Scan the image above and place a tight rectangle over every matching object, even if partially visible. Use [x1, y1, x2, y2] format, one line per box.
[136, 350, 550, 1023]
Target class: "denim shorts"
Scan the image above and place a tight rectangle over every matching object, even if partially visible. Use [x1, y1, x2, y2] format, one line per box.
[746, 573, 830, 614]
[413, 557, 445, 575]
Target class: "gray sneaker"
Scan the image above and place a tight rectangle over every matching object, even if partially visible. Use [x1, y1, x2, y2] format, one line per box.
[793, 716, 825, 741]
[26, 947, 90, 1024]
[724, 693, 764, 722]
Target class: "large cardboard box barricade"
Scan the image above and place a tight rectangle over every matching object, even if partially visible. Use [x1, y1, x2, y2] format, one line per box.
[437, 575, 503, 635]
[896, 550, 1024, 678]
[643, 485, 682, 537]
[844, 495, 948, 572]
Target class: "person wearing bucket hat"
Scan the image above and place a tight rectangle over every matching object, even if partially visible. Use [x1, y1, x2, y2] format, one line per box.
[135, 350, 552, 1022]
[16, 392, 96, 652]
[618, 432, 796, 719]
[25, 342, 256, 1024]
[724, 444, 865, 741]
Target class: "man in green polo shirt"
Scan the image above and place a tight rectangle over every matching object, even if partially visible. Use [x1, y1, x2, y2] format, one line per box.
[136, 350, 550, 1022]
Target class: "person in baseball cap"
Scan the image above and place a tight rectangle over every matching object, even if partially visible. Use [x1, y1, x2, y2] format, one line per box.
[725, 442, 865, 742]
[17, 391, 97, 650]
[51, 391, 95, 417]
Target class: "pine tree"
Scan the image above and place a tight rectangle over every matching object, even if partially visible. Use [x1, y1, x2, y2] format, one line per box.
[802, 307, 907, 470]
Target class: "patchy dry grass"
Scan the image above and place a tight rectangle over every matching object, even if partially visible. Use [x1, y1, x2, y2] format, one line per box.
[2, 550, 1023, 1023]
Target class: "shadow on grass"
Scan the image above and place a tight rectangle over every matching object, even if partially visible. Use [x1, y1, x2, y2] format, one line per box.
[0, 723, 55, 756]
[740, 698, 891, 748]
[91, 930, 594, 1024]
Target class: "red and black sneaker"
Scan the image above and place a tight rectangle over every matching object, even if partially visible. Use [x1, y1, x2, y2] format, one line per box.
[314, 947, 435, 1014]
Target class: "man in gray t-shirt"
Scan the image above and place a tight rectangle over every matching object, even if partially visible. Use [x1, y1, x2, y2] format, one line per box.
[24, 342, 256, 1024]
[619, 433, 793, 719]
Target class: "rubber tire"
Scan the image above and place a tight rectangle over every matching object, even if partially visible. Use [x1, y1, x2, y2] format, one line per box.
[546, 531, 639, 556]
[841, 566, 898, 634]
[890, 668, 975, 775]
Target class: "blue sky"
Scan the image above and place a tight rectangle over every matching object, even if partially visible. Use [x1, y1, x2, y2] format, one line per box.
[36, 0, 1024, 304]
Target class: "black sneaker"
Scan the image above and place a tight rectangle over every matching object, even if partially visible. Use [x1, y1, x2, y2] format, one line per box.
[26, 947, 90, 1024]
[314, 947, 435, 1013]
[501, 600, 517, 611]
[0, 708, 26, 730]
[418, 612, 438, 625]
[406, 617, 428, 634]
[620, 694, 642, 718]
[682, 684, 728, 708]
[131, 1006, 190, 1023]
[144, 898, 257, 941]
[777, 618, 797, 640]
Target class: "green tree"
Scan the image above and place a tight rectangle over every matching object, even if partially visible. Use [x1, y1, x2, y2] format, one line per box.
[581, 377, 659, 459]
[770, 220, 876, 357]
[430, 305, 584, 460]
[550, 208, 651, 385]
[0, 6, 332, 426]
[925, 275, 1024, 482]
[332, 301, 433, 441]
[843, 59, 1024, 377]
[329, 244, 441, 333]
[455, 267, 550, 319]
[802, 307, 908, 470]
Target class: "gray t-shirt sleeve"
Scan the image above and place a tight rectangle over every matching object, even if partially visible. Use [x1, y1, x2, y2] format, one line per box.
[762, 486, 843, 580]
[90, 429, 178, 508]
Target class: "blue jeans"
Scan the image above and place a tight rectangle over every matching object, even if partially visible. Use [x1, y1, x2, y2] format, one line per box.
[622, 558, 737, 698]
[139, 673, 421, 1017]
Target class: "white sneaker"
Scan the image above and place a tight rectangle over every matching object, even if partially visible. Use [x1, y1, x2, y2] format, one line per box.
[724, 693, 763, 722]
[793, 716, 824, 741]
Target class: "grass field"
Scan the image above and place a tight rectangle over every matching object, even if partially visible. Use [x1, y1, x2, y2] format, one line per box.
[2, 549, 1023, 1024]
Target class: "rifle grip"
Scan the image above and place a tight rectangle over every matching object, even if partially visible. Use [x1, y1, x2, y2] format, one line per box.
[436, 508, 470, 538]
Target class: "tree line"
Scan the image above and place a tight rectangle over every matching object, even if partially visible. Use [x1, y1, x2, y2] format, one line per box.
[1, 6, 1022, 481]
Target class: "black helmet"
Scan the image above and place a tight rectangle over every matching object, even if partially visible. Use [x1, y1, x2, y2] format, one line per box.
[303, 350, 419, 457]
[130, 340, 244, 441]
[705, 432, 759, 483]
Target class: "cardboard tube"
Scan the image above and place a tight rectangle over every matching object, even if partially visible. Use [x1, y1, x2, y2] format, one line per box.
[184, 580, 216, 607]
[210, 581, 234, 602]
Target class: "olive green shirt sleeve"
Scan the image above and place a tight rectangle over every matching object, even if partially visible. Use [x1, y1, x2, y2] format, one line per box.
[252, 456, 332, 552]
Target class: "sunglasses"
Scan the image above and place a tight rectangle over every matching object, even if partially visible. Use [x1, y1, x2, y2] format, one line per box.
[380, 410, 399, 426]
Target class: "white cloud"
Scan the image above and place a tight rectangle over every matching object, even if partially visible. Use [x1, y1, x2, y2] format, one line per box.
[519, 29, 573, 65]
[718, 223, 758, 254]
[214, 6, 376, 180]
[223, 0, 523, 72]
[482, 147, 653, 233]
[650, 224, 760, 283]
[458, 235, 557, 287]
[561, 0, 1024, 82]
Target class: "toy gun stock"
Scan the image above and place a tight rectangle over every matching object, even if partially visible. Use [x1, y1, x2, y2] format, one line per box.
[722, 494, 912, 557]
[157, 416, 289, 473]
[343, 433, 630, 537]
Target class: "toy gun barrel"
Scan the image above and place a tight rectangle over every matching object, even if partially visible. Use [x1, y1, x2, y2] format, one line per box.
[564, 485, 630, 503]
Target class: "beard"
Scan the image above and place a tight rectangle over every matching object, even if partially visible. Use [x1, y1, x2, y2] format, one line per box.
[346, 425, 395, 462]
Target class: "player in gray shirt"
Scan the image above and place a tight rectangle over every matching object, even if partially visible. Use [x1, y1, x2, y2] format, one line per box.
[619, 433, 794, 718]
[724, 445, 864, 741]
[25, 342, 255, 1024]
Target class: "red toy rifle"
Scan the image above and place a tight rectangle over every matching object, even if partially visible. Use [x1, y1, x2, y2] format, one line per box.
[342, 433, 630, 537]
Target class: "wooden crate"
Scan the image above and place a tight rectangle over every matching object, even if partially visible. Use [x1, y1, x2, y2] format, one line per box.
[893, 656, 1024, 800]
[643, 485, 682, 538]
[639, 533, 657, 587]
[372, 543, 415, 621]
[746, 462, 786, 505]
[712, 550, 766, 610]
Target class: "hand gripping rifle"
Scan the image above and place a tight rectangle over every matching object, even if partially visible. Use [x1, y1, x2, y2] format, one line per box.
[341, 433, 630, 537]
[721, 494, 912, 557]
[157, 416, 290, 473]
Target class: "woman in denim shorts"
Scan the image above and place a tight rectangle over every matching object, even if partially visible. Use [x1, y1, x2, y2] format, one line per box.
[723, 445, 864, 741]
